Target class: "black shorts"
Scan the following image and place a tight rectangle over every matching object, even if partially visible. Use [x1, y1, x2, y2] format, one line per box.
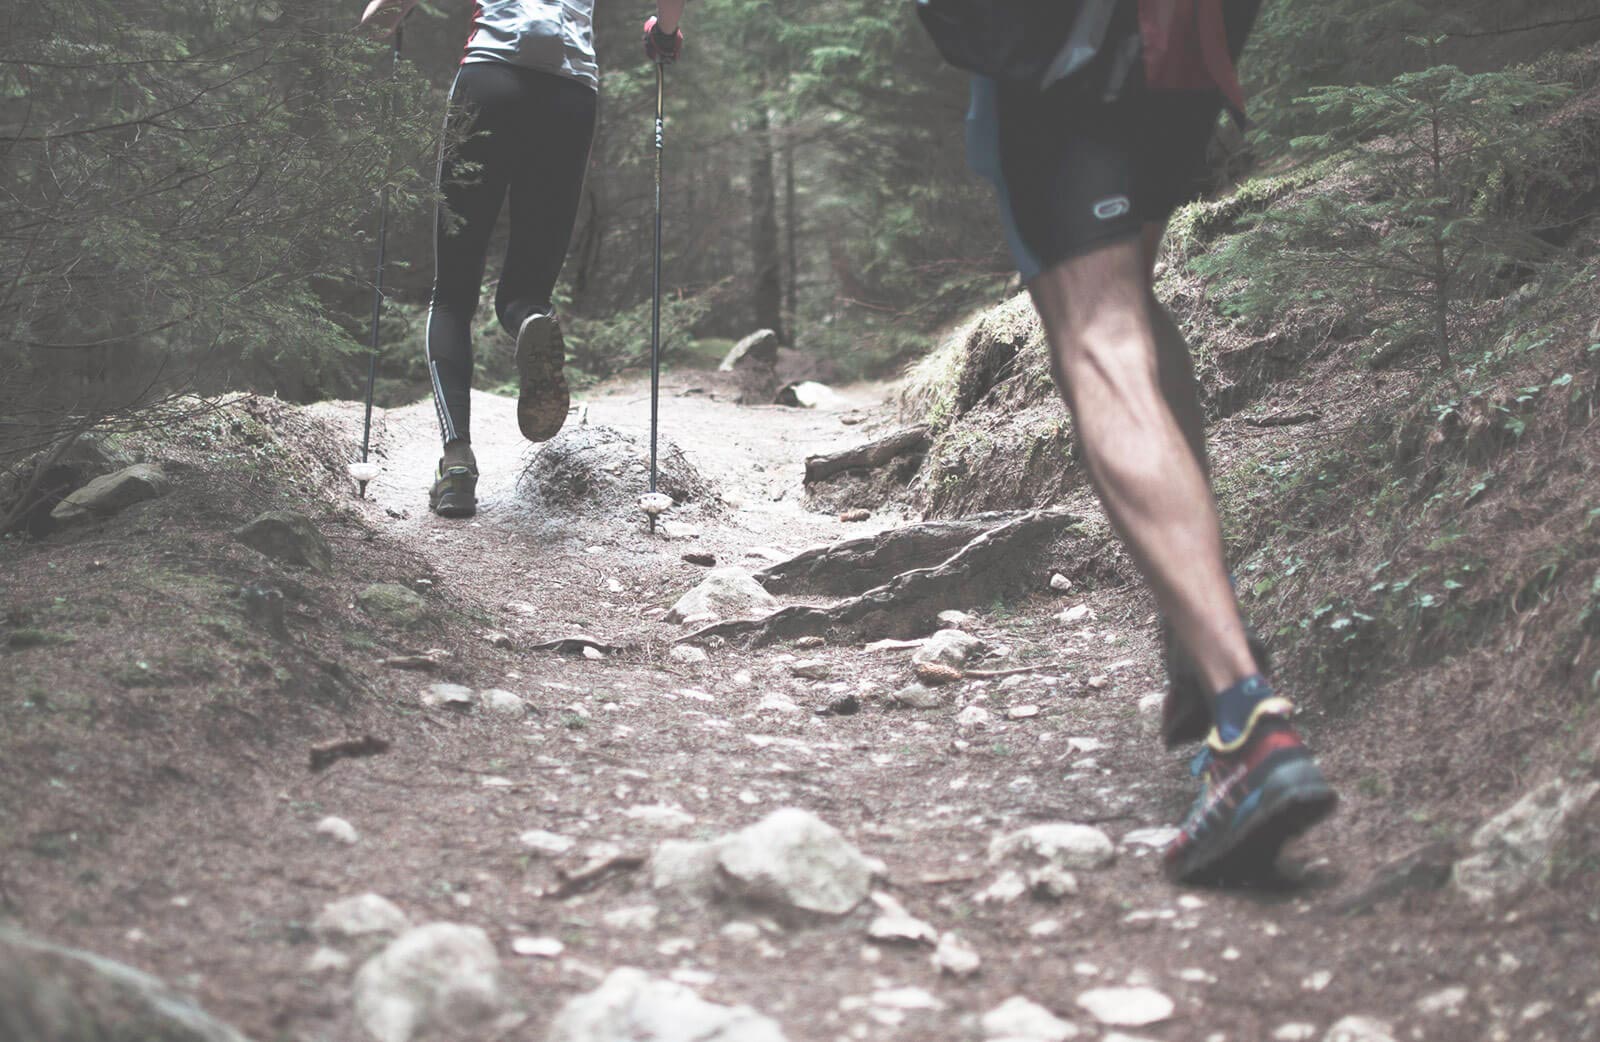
[995, 83, 1224, 269]
[968, 0, 1259, 276]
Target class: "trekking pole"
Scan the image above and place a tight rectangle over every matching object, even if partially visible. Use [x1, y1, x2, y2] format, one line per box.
[639, 60, 673, 533]
[350, 23, 404, 498]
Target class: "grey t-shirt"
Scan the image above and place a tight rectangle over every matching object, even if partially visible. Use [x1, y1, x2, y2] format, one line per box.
[462, 0, 598, 90]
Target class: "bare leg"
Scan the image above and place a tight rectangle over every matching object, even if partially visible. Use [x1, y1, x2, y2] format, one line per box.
[1029, 235, 1255, 699]
[1142, 223, 1209, 477]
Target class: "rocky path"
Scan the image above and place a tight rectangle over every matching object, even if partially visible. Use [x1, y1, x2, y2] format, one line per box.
[8, 371, 1592, 1042]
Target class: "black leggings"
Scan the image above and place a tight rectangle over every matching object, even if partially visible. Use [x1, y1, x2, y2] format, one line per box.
[426, 62, 597, 444]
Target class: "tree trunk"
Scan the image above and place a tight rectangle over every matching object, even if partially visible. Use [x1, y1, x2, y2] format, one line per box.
[749, 102, 786, 342]
[784, 128, 799, 339]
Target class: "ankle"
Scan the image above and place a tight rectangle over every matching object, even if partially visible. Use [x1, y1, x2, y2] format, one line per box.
[1212, 674, 1277, 745]
[442, 439, 476, 470]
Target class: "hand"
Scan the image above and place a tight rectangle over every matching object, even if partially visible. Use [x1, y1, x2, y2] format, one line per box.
[642, 16, 684, 64]
[359, 0, 413, 37]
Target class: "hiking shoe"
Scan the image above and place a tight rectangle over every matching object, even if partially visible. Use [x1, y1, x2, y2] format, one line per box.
[1164, 697, 1338, 885]
[1161, 619, 1271, 748]
[515, 311, 570, 442]
[428, 460, 478, 518]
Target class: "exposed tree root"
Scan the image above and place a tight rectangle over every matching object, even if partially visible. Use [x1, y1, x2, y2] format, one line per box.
[684, 508, 1080, 645]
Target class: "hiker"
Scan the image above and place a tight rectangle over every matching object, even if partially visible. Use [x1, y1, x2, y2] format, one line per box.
[357, 0, 689, 518]
[927, 0, 1337, 883]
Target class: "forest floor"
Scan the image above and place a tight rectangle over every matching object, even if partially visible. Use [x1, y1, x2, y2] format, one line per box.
[2, 358, 1598, 1042]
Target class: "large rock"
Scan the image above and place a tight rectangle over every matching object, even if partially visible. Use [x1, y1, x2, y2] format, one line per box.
[233, 510, 332, 572]
[549, 967, 787, 1042]
[716, 808, 874, 917]
[650, 839, 725, 903]
[358, 583, 430, 628]
[0, 926, 251, 1042]
[665, 568, 778, 624]
[353, 923, 503, 1042]
[50, 463, 169, 524]
[718, 329, 780, 372]
[314, 893, 411, 942]
[519, 425, 713, 521]
[981, 996, 1079, 1040]
[912, 629, 987, 670]
[1453, 778, 1600, 903]
[1075, 986, 1174, 1027]
[989, 824, 1115, 872]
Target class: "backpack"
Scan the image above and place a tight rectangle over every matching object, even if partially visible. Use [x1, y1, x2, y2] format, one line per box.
[916, 0, 1248, 118]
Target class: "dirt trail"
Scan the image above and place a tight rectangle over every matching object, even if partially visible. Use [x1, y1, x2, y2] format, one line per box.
[6, 371, 1592, 1042]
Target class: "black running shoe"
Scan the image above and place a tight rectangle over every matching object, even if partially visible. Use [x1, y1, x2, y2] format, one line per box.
[1164, 697, 1338, 885]
[1161, 619, 1271, 748]
[515, 311, 570, 442]
[428, 461, 477, 518]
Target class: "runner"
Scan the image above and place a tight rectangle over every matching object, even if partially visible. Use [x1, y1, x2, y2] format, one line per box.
[947, 0, 1338, 883]
[358, 0, 689, 517]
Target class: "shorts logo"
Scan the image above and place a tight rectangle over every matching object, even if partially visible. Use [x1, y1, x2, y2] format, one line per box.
[1092, 196, 1131, 220]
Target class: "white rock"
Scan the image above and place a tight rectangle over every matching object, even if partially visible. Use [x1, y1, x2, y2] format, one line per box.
[1058, 604, 1091, 624]
[651, 839, 724, 901]
[1027, 919, 1062, 938]
[976, 870, 1029, 905]
[511, 936, 564, 958]
[670, 645, 709, 666]
[1027, 864, 1079, 899]
[316, 816, 359, 845]
[913, 628, 987, 668]
[1453, 778, 1600, 903]
[1301, 970, 1333, 992]
[306, 946, 352, 973]
[933, 932, 982, 977]
[625, 804, 697, 829]
[990, 824, 1115, 872]
[1272, 1025, 1318, 1042]
[480, 689, 526, 714]
[790, 659, 831, 680]
[936, 610, 980, 629]
[758, 692, 802, 713]
[666, 568, 779, 624]
[1322, 1015, 1397, 1042]
[520, 829, 577, 855]
[1006, 704, 1040, 720]
[313, 893, 410, 942]
[981, 996, 1079, 1040]
[603, 905, 660, 932]
[1415, 986, 1468, 1017]
[720, 921, 762, 942]
[353, 923, 502, 1042]
[1075, 987, 1174, 1027]
[868, 912, 937, 945]
[717, 808, 873, 916]
[1121, 827, 1179, 852]
[420, 683, 475, 709]
[871, 986, 944, 1011]
[1066, 737, 1104, 754]
[548, 967, 787, 1042]
[1049, 574, 1073, 592]
[957, 705, 992, 729]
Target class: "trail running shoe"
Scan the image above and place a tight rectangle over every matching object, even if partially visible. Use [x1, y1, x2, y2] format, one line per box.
[1161, 619, 1272, 748]
[1164, 696, 1338, 885]
[515, 311, 570, 442]
[428, 461, 478, 518]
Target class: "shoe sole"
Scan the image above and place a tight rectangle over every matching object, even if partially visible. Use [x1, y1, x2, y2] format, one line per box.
[1171, 759, 1338, 886]
[516, 313, 570, 442]
[430, 489, 476, 518]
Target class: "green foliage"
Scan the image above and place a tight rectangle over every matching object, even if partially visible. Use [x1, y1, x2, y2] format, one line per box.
[1, 0, 438, 459]
[1196, 50, 1571, 369]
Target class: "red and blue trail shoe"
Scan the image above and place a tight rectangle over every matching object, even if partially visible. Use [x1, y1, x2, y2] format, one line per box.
[1164, 697, 1337, 884]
